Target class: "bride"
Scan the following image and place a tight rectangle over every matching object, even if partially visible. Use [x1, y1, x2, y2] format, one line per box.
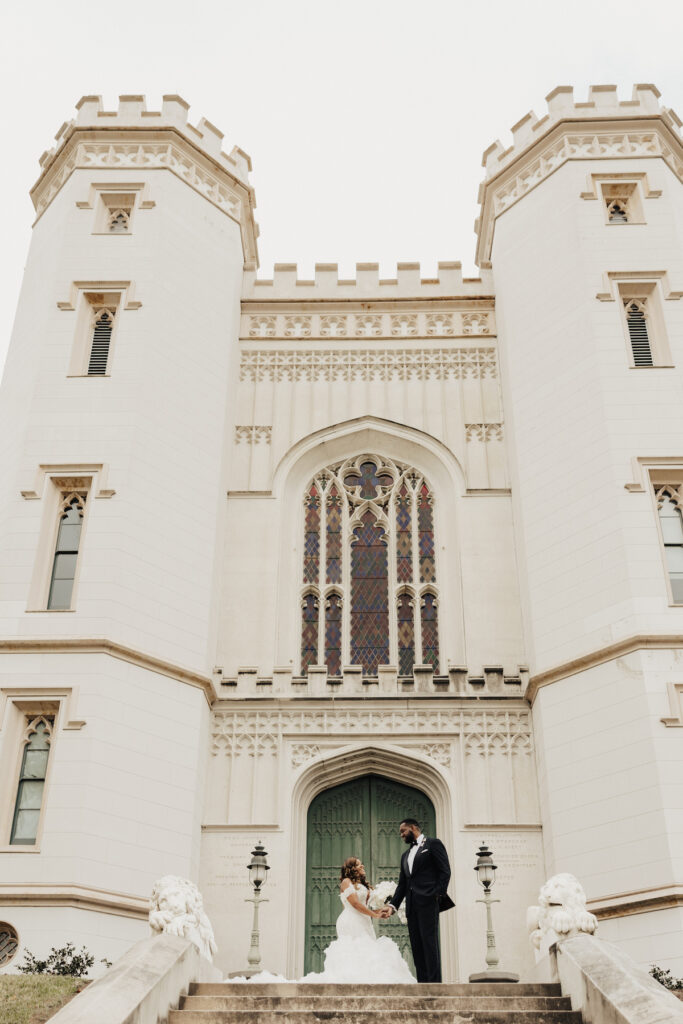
[232, 856, 415, 984]
[307, 856, 416, 984]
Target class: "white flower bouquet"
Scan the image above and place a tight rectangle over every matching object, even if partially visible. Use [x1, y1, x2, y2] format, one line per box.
[368, 880, 407, 924]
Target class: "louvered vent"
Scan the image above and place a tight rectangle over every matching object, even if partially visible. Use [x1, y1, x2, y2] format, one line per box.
[87, 310, 114, 375]
[625, 301, 653, 366]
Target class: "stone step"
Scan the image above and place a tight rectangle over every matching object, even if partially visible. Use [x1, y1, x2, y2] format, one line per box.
[191, 984, 563, 998]
[180, 996, 573, 1013]
[169, 1011, 583, 1024]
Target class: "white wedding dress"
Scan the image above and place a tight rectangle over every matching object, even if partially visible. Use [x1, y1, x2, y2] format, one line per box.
[230, 883, 415, 984]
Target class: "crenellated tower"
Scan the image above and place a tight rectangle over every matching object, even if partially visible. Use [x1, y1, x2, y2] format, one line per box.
[477, 84, 683, 963]
[0, 95, 256, 964]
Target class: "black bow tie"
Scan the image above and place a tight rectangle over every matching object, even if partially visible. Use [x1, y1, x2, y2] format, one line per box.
[409, 840, 418, 847]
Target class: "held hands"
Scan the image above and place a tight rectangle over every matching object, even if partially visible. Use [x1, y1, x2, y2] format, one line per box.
[377, 906, 393, 919]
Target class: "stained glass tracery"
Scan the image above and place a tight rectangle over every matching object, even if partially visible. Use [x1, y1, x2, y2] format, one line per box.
[300, 455, 440, 676]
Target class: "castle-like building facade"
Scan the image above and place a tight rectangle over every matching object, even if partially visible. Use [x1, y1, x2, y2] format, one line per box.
[0, 85, 682, 980]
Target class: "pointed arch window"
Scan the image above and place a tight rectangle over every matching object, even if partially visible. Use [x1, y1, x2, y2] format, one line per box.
[299, 456, 441, 676]
[624, 299, 653, 366]
[10, 716, 54, 845]
[655, 485, 683, 603]
[48, 492, 86, 610]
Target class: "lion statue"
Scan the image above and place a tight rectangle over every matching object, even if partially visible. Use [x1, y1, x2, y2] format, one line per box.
[149, 875, 217, 962]
[527, 872, 598, 949]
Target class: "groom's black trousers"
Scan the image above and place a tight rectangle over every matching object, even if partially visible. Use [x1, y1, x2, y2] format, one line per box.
[407, 900, 441, 983]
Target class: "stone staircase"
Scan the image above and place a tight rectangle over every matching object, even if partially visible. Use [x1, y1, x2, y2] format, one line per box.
[169, 981, 580, 1024]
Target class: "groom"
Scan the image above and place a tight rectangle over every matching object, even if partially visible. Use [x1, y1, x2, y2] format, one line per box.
[381, 818, 453, 982]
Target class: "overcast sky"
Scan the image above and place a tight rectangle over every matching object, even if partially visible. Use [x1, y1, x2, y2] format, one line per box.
[1, 0, 682, 374]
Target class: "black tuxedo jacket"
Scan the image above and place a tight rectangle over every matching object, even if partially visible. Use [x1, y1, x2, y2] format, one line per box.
[389, 836, 453, 917]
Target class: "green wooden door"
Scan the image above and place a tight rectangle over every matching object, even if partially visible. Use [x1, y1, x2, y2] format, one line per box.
[305, 774, 436, 974]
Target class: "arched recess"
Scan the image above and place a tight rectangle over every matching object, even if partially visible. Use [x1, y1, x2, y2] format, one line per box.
[287, 743, 458, 979]
[274, 416, 466, 671]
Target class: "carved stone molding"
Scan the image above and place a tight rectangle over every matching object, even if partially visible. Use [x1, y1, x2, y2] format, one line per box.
[291, 742, 322, 767]
[31, 140, 257, 268]
[465, 423, 504, 442]
[234, 425, 272, 445]
[463, 710, 532, 756]
[249, 316, 277, 338]
[242, 312, 494, 340]
[211, 706, 531, 756]
[477, 125, 683, 262]
[284, 315, 312, 338]
[240, 348, 498, 383]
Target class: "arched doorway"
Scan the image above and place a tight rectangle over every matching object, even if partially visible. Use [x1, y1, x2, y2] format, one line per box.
[304, 774, 436, 974]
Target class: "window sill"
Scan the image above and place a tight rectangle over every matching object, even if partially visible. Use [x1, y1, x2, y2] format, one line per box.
[24, 608, 76, 613]
[91, 231, 132, 236]
[0, 845, 42, 853]
[628, 364, 675, 370]
[66, 374, 111, 378]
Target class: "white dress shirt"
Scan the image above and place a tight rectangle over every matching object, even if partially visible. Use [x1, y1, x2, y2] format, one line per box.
[407, 832, 426, 873]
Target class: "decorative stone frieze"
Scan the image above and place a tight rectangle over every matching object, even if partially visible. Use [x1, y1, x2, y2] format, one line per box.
[234, 425, 272, 444]
[242, 310, 494, 340]
[465, 423, 504, 442]
[211, 706, 532, 756]
[239, 348, 498, 383]
[248, 316, 277, 338]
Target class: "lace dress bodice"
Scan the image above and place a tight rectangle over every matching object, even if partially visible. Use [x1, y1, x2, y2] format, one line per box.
[337, 883, 375, 940]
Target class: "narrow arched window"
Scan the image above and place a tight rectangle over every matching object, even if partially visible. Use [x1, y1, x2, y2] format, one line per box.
[656, 487, 683, 603]
[300, 456, 441, 676]
[301, 592, 319, 671]
[87, 308, 115, 375]
[624, 300, 653, 366]
[397, 591, 415, 676]
[421, 591, 440, 669]
[10, 716, 53, 845]
[350, 510, 389, 674]
[48, 493, 86, 610]
[325, 592, 342, 675]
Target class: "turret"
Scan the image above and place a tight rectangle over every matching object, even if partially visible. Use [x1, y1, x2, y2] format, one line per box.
[479, 85, 683, 965]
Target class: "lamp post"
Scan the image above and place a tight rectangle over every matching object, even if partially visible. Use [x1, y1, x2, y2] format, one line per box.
[469, 842, 519, 983]
[245, 841, 270, 971]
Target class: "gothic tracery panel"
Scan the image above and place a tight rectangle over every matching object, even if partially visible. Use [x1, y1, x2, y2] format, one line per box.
[299, 455, 440, 676]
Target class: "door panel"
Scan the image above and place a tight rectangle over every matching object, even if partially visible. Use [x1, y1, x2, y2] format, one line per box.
[304, 775, 436, 974]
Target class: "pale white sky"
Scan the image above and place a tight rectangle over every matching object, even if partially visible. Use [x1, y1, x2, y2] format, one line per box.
[1, 0, 682, 373]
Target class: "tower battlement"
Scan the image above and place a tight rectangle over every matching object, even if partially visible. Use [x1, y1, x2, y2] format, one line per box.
[480, 83, 680, 178]
[243, 261, 494, 300]
[39, 93, 252, 184]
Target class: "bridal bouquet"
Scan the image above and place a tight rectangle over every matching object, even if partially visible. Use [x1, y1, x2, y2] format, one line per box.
[368, 880, 407, 924]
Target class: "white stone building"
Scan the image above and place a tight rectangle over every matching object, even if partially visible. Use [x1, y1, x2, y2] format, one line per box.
[0, 84, 682, 981]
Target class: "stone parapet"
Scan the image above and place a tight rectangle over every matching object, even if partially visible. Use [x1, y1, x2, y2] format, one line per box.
[43, 93, 251, 183]
[216, 663, 528, 698]
[242, 261, 494, 300]
[480, 84, 677, 178]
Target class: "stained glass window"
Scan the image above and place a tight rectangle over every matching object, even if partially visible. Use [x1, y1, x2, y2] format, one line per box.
[326, 485, 342, 584]
[301, 592, 319, 672]
[303, 485, 320, 584]
[397, 591, 415, 676]
[421, 591, 439, 669]
[350, 511, 390, 674]
[300, 456, 440, 676]
[325, 592, 342, 676]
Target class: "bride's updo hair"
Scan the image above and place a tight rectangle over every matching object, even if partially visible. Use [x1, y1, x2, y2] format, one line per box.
[340, 857, 370, 888]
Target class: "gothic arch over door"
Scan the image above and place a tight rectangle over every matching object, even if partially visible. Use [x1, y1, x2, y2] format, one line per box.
[304, 774, 436, 974]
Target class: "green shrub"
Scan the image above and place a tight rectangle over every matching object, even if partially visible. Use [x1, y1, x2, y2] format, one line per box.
[650, 964, 683, 990]
[16, 942, 111, 978]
